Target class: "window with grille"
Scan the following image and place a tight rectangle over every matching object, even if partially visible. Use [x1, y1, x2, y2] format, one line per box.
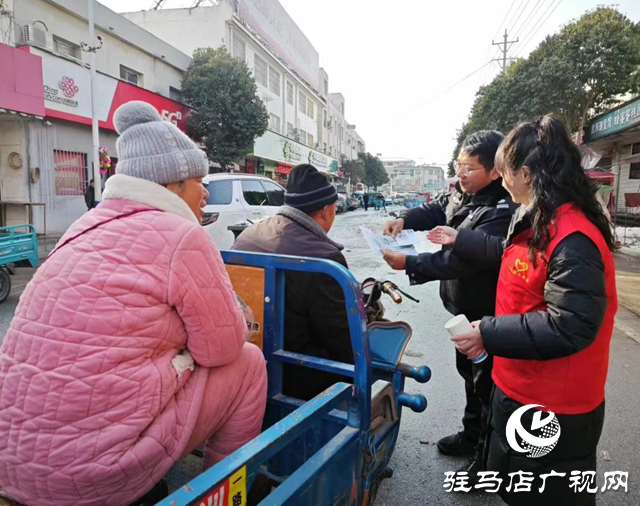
[299, 129, 307, 145]
[298, 91, 307, 115]
[54, 150, 88, 196]
[54, 36, 79, 58]
[120, 65, 142, 86]
[287, 122, 294, 138]
[268, 65, 280, 96]
[254, 55, 268, 88]
[269, 113, 281, 133]
[307, 98, 314, 119]
[233, 34, 246, 62]
[287, 82, 294, 105]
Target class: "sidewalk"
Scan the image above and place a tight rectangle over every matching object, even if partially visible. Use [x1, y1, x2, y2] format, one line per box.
[614, 252, 640, 318]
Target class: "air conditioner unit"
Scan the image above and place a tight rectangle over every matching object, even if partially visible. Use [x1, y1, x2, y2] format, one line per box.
[22, 24, 53, 51]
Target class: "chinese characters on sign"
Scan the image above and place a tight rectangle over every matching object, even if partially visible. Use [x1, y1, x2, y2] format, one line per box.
[589, 98, 640, 141]
[444, 470, 628, 494]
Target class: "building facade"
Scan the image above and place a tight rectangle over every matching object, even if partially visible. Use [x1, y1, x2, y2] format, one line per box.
[586, 95, 640, 217]
[123, 0, 365, 183]
[0, 0, 190, 234]
[379, 157, 445, 194]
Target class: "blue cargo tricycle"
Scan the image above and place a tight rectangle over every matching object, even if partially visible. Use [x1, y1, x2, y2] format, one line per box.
[0, 225, 39, 303]
[160, 250, 431, 505]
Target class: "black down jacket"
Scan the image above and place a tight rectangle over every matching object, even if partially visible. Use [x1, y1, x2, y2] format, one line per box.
[400, 179, 517, 321]
[232, 213, 352, 400]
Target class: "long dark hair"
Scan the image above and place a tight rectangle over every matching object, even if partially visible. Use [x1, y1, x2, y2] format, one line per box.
[495, 115, 614, 265]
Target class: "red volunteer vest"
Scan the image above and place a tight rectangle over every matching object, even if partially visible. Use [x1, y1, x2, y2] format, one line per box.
[493, 203, 617, 415]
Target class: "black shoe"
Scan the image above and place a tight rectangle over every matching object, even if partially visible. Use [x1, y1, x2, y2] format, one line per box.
[436, 431, 477, 457]
[455, 459, 481, 492]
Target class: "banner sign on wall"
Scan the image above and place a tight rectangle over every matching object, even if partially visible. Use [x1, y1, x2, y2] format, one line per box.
[32, 48, 189, 132]
[251, 130, 338, 172]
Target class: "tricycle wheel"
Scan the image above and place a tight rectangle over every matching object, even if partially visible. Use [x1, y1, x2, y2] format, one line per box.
[0, 269, 11, 303]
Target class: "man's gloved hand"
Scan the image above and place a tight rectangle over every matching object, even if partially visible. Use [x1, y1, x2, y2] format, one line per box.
[382, 218, 404, 238]
[381, 249, 406, 270]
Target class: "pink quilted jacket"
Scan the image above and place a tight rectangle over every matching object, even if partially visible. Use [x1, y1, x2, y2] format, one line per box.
[0, 176, 248, 505]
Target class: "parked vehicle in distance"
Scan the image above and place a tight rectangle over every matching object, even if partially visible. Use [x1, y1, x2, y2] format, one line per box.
[347, 195, 359, 210]
[202, 174, 285, 249]
[336, 193, 348, 213]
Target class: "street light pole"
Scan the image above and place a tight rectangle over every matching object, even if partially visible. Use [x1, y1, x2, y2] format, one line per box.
[87, 0, 102, 200]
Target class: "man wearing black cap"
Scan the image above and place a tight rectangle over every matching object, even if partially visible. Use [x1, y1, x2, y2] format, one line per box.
[232, 164, 352, 400]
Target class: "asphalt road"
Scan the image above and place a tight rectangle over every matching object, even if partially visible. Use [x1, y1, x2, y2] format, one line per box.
[332, 208, 640, 506]
[1, 208, 638, 505]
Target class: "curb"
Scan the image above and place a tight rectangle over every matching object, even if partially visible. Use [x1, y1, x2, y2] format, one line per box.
[617, 246, 640, 260]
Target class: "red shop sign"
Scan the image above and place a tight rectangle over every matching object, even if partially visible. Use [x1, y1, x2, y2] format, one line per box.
[275, 163, 293, 174]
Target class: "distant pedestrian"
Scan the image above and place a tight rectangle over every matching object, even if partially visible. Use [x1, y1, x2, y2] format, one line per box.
[84, 179, 95, 210]
[363, 192, 369, 211]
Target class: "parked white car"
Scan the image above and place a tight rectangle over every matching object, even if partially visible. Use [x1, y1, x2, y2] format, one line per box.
[202, 174, 286, 250]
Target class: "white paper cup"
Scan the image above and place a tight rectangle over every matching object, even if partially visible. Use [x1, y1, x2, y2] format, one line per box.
[445, 314, 488, 364]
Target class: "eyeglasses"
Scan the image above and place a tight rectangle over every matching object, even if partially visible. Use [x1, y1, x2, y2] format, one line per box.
[454, 161, 486, 177]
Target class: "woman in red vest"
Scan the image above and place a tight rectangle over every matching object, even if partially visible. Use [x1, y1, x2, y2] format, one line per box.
[429, 115, 617, 506]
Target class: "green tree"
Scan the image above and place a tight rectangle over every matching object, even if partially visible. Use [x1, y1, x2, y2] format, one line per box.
[451, 7, 640, 167]
[182, 47, 269, 171]
[340, 155, 364, 182]
[359, 152, 389, 190]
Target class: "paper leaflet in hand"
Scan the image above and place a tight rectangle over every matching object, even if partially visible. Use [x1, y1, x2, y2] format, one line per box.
[360, 227, 420, 256]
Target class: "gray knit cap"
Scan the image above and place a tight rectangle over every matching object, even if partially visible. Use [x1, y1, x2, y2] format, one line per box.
[113, 101, 208, 185]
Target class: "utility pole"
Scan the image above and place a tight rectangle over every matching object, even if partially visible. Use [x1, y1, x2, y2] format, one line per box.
[492, 29, 519, 71]
[81, 0, 103, 201]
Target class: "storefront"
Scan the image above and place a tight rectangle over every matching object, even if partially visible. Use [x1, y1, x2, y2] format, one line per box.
[586, 96, 640, 221]
[248, 130, 339, 185]
[0, 43, 46, 230]
[0, 44, 191, 234]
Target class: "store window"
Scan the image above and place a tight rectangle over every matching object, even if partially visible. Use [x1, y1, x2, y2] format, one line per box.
[54, 150, 87, 196]
[242, 180, 268, 206]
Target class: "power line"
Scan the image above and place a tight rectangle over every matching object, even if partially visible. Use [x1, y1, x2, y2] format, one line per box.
[518, 0, 563, 56]
[514, 0, 547, 38]
[508, 0, 531, 36]
[397, 60, 494, 119]
[491, 0, 519, 40]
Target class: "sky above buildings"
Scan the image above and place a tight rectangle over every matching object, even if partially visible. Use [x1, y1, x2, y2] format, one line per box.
[100, 0, 640, 166]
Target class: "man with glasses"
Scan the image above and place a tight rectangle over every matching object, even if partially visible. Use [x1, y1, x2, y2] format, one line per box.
[381, 130, 516, 483]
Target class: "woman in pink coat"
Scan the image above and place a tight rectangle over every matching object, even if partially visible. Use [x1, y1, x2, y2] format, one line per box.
[0, 102, 267, 506]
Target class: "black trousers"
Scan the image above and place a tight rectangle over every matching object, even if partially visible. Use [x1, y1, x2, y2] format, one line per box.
[484, 386, 605, 506]
[455, 348, 494, 463]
